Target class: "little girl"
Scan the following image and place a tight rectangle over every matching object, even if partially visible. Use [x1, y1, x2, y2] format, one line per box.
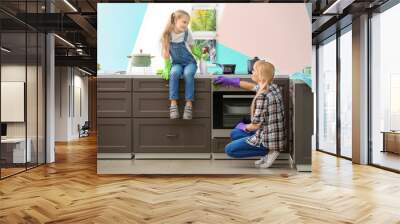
[213, 61, 286, 168]
[161, 10, 198, 120]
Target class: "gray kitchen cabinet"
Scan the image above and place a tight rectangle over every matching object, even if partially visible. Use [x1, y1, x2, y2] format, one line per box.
[132, 78, 210, 92]
[212, 138, 231, 153]
[97, 78, 132, 92]
[97, 92, 132, 117]
[97, 118, 132, 153]
[290, 80, 313, 171]
[132, 92, 211, 118]
[133, 118, 211, 153]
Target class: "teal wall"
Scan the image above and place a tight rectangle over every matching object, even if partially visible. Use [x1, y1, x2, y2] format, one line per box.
[97, 4, 252, 74]
[208, 43, 251, 74]
[97, 3, 147, 72]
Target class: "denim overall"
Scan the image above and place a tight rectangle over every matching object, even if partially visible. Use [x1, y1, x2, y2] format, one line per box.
[169, 30, 198, 101]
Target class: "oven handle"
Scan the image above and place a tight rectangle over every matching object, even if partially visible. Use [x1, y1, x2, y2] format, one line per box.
[222, 95, 254, 99]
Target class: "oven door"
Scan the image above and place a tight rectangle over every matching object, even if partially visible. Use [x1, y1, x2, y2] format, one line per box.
[213, 92, 254, 129]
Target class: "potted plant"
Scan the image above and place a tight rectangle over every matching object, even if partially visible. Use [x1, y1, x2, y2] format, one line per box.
[192, 45, 210, 75]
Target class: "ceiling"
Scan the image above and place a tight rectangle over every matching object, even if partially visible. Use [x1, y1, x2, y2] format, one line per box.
[0, 0, 391, 75]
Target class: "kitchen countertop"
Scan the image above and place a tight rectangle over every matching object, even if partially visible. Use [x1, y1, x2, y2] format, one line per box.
[97, 73, 254, 79]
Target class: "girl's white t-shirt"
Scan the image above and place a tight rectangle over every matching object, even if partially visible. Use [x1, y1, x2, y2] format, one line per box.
[170, 30, 193, 52]
[170, 30, 193, 44]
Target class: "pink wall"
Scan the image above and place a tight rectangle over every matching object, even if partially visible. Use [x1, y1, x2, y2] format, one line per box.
[217, 4, 312, 74]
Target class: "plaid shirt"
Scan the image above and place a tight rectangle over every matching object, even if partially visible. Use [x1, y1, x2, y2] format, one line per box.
[247, 83, 286, 152]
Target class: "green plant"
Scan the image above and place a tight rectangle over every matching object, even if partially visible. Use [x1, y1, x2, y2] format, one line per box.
[192, 41, 212, 61]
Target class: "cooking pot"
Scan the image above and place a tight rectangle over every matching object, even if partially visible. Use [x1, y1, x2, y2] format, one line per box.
[247, 56, 259, 74]
[127, 49, 154, 67]
[215, 63, 236, 74]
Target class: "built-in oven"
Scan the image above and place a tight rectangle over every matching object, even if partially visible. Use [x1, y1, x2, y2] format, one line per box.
[211, 76, 290, 153]
[212, 91, 255, 130]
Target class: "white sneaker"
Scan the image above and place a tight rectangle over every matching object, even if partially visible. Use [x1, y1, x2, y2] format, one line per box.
[259, 151, 280, 168]
[254, 156, 267, 167]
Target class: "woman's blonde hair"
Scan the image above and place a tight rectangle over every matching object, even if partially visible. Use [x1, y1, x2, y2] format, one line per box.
[161, 10, 191, 56]
[250, 60, 275, 118]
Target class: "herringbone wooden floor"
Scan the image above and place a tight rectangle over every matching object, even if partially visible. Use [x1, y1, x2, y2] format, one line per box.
[1, 135, 400, 224]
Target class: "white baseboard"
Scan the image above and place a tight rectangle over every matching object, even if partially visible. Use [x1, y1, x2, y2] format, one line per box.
[134, 153, 211, 159]
[212, 153, 291, 160]
[212, 153, 260, 160]
[97, 153, 133, 159]
[296, 164, 312, 172]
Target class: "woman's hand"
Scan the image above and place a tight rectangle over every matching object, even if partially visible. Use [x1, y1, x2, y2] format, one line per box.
[245, 123, 261, 132]
[213, 76, 257, 91]
[213, 76, 240, 87]
[234, 122, 247, 131]
[234, 122, 260, 132]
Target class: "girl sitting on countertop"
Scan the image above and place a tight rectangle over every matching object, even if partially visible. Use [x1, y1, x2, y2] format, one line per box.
[161, 10, 199, 120]
[213, 61, 286, 168]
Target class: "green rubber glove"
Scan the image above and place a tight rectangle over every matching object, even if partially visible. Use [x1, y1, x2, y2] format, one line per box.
[156, 69, 163, 75]
[163, 58, 172, 80]
[157, 59, 172, 80]
[191, 46, 202, 60]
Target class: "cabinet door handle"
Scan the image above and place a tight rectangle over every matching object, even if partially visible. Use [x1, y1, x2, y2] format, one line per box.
[165, 84, 169, 87]
[166, 134, 178, 138]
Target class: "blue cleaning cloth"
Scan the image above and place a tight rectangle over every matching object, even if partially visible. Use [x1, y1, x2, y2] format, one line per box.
[290, 72, 312, 88]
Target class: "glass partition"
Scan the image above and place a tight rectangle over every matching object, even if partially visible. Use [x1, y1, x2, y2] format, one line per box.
[1, 30, 28, 178]
[339, 28, 352, 158]
[27, 30, 38, 170]
[370, 3, 400, 171]
[0, 1, 46, 179]
[317, 36, 337, 155]
[38, 32, 46, 165]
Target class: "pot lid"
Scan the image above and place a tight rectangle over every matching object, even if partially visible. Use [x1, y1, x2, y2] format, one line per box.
[131, 53, 152, 57]
[130, 49, 153, 57]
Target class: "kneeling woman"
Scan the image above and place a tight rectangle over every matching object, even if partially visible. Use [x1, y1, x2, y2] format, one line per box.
[213, 61, 285, 168]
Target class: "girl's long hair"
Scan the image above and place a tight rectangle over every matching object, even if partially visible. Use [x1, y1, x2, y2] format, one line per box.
[161, 10, 191, 56]
[250, 61, 275, 118]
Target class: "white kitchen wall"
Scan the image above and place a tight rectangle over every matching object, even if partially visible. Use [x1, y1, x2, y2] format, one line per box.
[55, 67, 89, 141]
[71, 72, 89, 139]
[55, 66, 69, 141]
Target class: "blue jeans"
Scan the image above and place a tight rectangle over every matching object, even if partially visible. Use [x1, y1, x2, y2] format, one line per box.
[169, 63, 197, 101]
[225, 129, 268, 158]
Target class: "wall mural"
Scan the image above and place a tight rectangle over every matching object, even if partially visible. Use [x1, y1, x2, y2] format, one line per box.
[97, 3, 312, 75]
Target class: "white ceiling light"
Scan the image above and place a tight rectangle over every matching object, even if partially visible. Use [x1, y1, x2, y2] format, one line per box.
[1, 47, 11, 53]
[54, 34, 75, 48]
[323, 0, 355, 15]
[63, 0, 78, 12]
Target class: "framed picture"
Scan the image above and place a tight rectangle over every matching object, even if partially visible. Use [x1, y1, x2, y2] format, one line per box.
[191, 6, 217, 38]
[193, 39, 217, 63]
